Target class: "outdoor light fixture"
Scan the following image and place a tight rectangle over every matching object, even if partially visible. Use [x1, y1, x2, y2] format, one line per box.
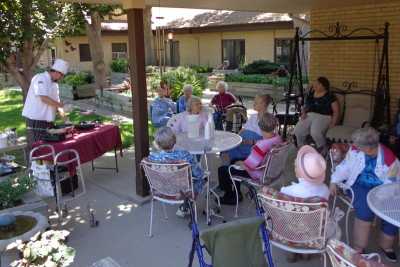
[167, 32, 174, 40]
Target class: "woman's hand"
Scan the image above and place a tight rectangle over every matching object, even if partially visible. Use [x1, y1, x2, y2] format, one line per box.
[329, 183, 337, 196]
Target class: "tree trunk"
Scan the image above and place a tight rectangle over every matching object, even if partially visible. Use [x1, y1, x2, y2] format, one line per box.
[85, 11, 106, 96]
[143, 6, 155, 66]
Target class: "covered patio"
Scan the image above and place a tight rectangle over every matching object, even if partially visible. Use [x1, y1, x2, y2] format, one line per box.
[68, 0, 400, 198]
[11, 0, 400, 266]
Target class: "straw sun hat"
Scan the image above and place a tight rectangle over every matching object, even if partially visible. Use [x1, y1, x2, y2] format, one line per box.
[295, 145, 326, 184]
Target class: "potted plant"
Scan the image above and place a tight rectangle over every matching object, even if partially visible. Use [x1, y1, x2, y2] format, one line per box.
[10, 230, 75, 267]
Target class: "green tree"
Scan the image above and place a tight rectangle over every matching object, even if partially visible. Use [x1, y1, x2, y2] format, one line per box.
[0, 0, 73, 99]
[66, 3, 123, 96]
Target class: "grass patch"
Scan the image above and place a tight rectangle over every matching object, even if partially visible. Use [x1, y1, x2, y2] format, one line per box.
[0, 89, 155, 148]
[0, 90, 26, 136]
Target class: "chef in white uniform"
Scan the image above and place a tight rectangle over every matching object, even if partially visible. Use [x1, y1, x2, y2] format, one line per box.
[22, 59, 69, 145]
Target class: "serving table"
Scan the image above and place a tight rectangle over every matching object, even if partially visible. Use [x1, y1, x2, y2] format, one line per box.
[32, 124, 122, 172]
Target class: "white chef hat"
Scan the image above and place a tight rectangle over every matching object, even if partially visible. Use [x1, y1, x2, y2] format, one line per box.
[51, 59, 69, 75]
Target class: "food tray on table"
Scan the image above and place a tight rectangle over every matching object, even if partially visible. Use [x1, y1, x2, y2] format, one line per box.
[43, 124, 74, 142]
[74, 121, 98, 131]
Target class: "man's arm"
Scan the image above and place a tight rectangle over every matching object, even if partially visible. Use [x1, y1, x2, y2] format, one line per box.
[39, 96, 63, 109]
[39, 96, 66, 119]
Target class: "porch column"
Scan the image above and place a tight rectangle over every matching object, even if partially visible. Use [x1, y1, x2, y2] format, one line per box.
[127, 8, 150, 197]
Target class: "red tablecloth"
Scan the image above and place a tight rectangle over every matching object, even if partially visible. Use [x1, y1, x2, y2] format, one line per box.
[32, 124, 123, 164]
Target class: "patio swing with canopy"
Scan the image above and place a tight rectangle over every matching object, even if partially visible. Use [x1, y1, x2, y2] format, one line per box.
[281, 22, 391, 141]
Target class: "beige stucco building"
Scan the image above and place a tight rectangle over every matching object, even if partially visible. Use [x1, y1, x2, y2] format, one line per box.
[52, 16, 295, 72]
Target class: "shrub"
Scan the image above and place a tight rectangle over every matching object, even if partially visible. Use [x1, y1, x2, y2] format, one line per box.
[110, 58, 128, 73]
[190, 65, 213, 73]
[225, 74, 273, 84]
[225, 73, 289, 87]
[241, 60, 281, 74]
[62, 72, 93, 87]
[149, 67, 206, 101]
[0, 175, 36, 210]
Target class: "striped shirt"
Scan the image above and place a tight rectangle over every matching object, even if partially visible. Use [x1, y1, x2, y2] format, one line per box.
[243, 135, 282, 180]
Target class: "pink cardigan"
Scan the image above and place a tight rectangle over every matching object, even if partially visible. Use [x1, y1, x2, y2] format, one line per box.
[243, 135, 282, 180]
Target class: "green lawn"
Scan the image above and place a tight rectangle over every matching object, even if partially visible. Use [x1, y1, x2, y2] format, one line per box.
[0, 89, 155, 148]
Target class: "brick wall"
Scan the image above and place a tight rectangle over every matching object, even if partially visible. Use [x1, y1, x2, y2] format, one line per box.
[310, 2, 400, 119]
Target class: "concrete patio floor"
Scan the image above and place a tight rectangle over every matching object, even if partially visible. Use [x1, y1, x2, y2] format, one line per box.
[4, 145, 393, 267]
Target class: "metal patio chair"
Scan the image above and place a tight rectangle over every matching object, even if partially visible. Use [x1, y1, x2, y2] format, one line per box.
[229, 142, 291, 217]
[141, 158, 197, 237]
[327, 239, 385, 267]
[258, 189, 340, 267]
[329, 143, 354, 244]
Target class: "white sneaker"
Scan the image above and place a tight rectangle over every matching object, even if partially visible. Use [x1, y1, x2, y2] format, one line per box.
[176, 206, 189, 218]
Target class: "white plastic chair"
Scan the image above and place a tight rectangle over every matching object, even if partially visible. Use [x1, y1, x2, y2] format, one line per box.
[229, 142, 291, 217]
[258, 191, 338, 267]
[329, 146, 354, 244]
[141, 158, 197, 237]
[327, 239, 384, 267]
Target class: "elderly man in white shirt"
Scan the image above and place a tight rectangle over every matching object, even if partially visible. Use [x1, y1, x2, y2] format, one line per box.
[222, 94, 272, 164]
[22, 59, 69, 145]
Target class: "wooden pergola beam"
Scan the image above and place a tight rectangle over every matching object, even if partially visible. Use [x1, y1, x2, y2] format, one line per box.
[127, 8, 150, 196]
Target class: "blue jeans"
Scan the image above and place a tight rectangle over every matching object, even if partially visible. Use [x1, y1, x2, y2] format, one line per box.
[351, 181, 398, 236]
[213, 111, 224, 130]
[225, 130, 262, 164]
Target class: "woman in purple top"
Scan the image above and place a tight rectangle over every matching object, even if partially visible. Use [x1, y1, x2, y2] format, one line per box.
[210, 81, 236, 130]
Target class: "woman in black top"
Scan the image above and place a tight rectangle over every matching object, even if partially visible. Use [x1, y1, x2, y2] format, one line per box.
[294, 77, 340, 152]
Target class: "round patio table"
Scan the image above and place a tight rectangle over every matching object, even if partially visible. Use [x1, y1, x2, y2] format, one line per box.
[175, 130, 242, 155]
[367, 182, 400, 227]
[175, 130, 242, 224]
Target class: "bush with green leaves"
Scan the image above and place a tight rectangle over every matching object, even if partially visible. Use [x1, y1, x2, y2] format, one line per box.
[225, 73, 289, 87]
[110, 58, 129, 73]
[241, 60, 281, 75]
[0, 175, 36, 210]
[190, 65, 213, 73]
[62, 72, 94, 87]
[149, 67, 206, 101]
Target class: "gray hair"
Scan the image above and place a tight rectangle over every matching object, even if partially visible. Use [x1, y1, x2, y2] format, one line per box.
[351, 127, 379, 149]
[154, 127, 176, 150]
[186, 96, 202, 112]
[183, 84, 193, 92]
[216, 81, 228, 91]
[257, 94, 273, 107]
[258, 112, 278, 133]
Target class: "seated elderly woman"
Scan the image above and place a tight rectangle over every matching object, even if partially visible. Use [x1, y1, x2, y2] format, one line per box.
[218, 112, 282, 205]
[149, 127, 205, 217]
[169, 96, 208, 134]
[294, 76, 339, 154]
[210, 81, 237, 130]
[151, 81, 176, 128]
[176, 84, 193, 113]
[330, 127, 400, 262]
[222, 94, 273, 164]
